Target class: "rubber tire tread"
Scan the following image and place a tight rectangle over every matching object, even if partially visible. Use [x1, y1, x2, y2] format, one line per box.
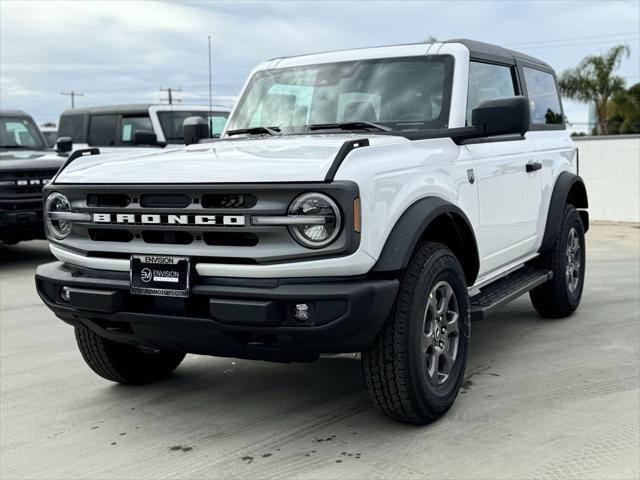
[530, 204, 585, 318]
[75, 325, 185, 385]
[361, 242, 469, 424]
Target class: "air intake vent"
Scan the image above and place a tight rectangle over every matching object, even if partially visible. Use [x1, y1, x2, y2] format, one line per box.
[140, 194, 190, 208]
[141, 230, 193, 245]
[203, 232, 259, 247]
[87, 194, 130, 207]
[89, 229, 133, 242]
[201, 194, 256, 209]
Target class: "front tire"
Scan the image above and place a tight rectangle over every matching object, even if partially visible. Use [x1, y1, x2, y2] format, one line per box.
[361, 242, 470, 424]
[530, 204, 586, 318]
[75, 326, 185, 385]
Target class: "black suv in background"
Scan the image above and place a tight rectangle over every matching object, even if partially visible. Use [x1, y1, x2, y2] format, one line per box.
[0, 110, 66, 244]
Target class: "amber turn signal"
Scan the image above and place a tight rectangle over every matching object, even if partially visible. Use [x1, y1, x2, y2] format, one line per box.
[353, 197, 361, 233]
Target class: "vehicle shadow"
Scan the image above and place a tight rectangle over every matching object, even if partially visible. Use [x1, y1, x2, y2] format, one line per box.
[84, 304, 551, 446]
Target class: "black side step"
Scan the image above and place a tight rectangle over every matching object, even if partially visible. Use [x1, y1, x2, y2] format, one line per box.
[470, 268, 552, 321]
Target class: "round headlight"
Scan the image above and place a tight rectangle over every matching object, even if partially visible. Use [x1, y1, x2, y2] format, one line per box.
[288, 193, 342, 248]
[45, 192, 72, 239]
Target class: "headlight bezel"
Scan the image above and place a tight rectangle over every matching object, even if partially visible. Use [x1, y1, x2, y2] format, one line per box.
[287, 192, 342, 249]
[45, 192, 73, 240]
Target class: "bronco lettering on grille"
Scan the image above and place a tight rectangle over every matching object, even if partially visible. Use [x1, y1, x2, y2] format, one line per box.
[92, 213, 245, 226]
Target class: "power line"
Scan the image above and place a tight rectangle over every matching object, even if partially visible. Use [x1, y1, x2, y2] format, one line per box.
[515, 38, 639, 50]
[60, 90, 84, 109]
[507, 32, 640, 48]
[159, 86, 182, 105]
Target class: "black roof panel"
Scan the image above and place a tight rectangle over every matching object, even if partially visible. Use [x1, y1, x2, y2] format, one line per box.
[446, 38, 551, 69]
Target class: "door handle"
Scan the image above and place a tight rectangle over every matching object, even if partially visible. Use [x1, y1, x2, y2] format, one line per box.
[526, 161, 542, 173]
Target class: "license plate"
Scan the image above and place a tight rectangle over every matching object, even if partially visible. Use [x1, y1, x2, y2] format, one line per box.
[130, 255, 190, 297]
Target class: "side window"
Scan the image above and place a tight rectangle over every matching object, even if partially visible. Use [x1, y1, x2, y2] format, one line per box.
[58, 114, 85, 143]
[120, 116, 153, 143]
[523, 67, 563, 125]
[467, 62, 516, 125]
[88, 114, 117, 146]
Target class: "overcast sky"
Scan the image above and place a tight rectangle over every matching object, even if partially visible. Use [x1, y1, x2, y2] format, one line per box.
[1, 0, 639, 132]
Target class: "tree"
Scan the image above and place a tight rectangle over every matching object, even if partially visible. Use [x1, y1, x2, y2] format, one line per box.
[558, 44, 630, 135]
[608, 83, 640, 134]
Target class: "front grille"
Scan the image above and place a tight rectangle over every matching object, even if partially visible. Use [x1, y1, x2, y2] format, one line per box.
[49, 183, 359, 265]
[0, 170, 57, 199]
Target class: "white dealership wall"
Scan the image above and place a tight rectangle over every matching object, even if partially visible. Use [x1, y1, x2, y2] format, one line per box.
[574, 135, 640, 223]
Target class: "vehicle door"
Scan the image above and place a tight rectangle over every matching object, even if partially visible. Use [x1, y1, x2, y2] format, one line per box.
[464, 60, 543, 276]
[518, 61, 573, 251]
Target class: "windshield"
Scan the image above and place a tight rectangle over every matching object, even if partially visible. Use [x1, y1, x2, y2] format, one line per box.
[0, 116, 47, 150]
[227, 55, 453, 134]
[158, 111, 229, 143]
[41, 130, 58, 147]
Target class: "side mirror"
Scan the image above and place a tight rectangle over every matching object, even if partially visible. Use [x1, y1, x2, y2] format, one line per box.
[56, 137, 72, 153]
[183, 116, 210, 145]
[472, 96, 530, 137]
[133, 130, 157, 146]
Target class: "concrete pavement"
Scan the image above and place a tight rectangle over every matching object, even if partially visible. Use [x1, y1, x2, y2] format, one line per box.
[1, 224, 638, 479]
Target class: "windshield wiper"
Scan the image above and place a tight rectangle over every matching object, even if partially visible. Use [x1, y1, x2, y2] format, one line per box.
[307, 121, 392, 133]
[0, 145, 31, 149]
[226, 126, 282, 137]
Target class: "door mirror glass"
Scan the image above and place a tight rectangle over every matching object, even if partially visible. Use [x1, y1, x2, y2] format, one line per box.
[471, 96, 530, 137]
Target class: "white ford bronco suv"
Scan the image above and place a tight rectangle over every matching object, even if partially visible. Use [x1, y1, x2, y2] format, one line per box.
[36, 40, 588, 424]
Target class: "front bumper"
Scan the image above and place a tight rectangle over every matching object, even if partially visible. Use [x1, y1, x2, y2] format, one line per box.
[36, 261, 398, 362]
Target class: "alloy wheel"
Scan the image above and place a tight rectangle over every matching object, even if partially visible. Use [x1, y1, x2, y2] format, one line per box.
[422, 280, 460, 385]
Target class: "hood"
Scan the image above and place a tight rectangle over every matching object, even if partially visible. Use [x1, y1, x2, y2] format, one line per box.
[0, 149, 66, 172]
[54, 134, 408, 184]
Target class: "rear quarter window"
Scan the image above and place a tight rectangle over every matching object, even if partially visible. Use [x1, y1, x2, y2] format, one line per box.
[523, 68, 563, 125]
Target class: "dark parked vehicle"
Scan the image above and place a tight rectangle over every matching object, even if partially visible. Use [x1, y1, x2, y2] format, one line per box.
[0, 110, 66, 244]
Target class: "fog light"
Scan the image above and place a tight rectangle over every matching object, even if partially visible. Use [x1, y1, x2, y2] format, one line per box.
[293, 303, 310, 321]
[60, 286, 71, 302]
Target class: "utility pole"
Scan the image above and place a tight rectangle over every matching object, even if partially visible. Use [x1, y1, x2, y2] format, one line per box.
[60, 90, 84, 109]
[208, 34, 213, 137]
[159, 87, 182, 105]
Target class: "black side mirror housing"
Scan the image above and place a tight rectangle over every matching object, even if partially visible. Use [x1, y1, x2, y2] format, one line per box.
[472, 96, 530, 137]
[56, 137, 72, 153]
[133, 130, 157, 146]
[183, 116, 210, 145]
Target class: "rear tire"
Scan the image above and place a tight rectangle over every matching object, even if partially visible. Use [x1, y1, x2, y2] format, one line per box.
[75, 326, 185, 385]
[530, 204, 585, 318]
[361, 242, 470, 424]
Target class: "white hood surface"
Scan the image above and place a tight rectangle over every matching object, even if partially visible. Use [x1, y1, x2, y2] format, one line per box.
[54, 135, 407, 184]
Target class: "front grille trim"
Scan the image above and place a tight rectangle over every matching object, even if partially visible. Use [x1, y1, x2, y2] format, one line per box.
[46, 182, 360, 264]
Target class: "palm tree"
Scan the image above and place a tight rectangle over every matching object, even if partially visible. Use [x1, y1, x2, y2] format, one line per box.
[558, 44, 630, 134]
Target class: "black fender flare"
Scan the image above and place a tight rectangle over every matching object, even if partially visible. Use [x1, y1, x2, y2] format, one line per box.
[540, 171, 589, 252]
[371, 197, 480, 285]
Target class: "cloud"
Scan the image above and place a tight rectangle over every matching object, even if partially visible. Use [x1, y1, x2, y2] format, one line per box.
[1, 0, 638, 129]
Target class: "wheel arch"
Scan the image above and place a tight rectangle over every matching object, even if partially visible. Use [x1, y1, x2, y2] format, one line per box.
[540, 172, 589, 252]
[371, 197, 480, 286]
